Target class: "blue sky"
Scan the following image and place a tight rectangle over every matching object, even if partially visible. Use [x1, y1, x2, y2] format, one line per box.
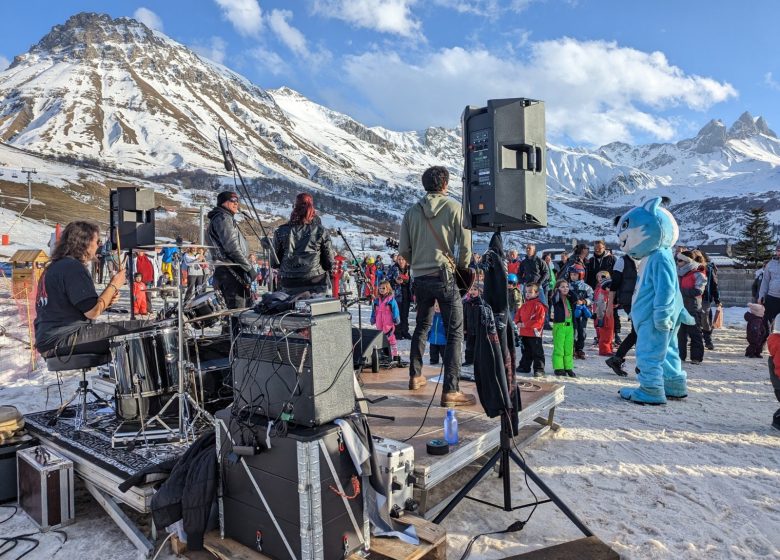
[1, 0, 778, 147]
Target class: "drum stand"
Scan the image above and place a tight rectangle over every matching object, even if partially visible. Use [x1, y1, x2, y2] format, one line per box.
[122, 252, 214, 446]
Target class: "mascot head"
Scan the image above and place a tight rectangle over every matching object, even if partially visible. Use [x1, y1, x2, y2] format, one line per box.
[614, 197, 679, 259]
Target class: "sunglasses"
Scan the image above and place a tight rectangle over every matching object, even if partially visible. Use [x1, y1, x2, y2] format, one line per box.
[229, 198, 239, 203]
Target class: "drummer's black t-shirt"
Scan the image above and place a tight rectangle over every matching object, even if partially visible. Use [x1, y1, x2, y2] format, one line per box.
[34, 257, 98, 348]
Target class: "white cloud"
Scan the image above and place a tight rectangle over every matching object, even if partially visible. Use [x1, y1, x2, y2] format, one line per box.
[765, 72, 780, 92]
[133, 7, 164, 32]
[268, 10, 308, 58]
[0, 55, 10, 71]
[432, 0, 531, 16]
[267, 9, 332, 67]
[214, 0, 263, 36]
[342, 38, 737, 145]
[191, 37, 228, 65]
[312, 0, 421, 38]
[250, 47, 289, 76]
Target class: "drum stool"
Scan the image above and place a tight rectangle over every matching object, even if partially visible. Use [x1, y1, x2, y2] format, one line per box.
[46, 353, 111, 430]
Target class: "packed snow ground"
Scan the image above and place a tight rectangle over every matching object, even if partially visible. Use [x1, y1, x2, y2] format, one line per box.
[0, 289, 778, 559]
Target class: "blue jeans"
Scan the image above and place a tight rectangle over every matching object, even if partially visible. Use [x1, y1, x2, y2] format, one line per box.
[409, 274, 463, 393]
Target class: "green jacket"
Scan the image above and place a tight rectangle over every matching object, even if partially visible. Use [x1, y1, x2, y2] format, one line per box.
[398, 193, 472, 278]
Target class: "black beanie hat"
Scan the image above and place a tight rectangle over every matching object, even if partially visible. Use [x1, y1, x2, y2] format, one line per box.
[217, 191, 238, 206]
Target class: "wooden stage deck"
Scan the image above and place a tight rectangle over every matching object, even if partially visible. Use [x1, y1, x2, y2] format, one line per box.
[359, 365, 565, 517]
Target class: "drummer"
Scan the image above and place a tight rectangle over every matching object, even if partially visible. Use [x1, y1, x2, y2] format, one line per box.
[34, 221, 147, 358]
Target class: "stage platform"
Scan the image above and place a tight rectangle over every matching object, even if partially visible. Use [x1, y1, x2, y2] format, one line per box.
[21, 366, 564, 556]
[23, 406, 190, 556]
[359, 365, 565, 517]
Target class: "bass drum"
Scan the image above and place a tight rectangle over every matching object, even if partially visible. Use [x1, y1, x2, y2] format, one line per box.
[115, 392, 176, 422]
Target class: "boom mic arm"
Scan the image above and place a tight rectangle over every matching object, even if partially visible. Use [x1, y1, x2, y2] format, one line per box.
[217, 127, 279, 267]
[218, 131, 233, 172]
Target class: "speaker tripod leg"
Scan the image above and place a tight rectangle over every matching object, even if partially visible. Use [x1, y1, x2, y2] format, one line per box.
[432, 447, 502, 524]
[508, 450, 593, 537]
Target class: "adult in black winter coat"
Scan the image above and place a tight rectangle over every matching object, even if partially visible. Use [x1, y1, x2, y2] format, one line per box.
[586, 240, 617, 340]
[606, 254, 639, 376]
[272, 193, 334, 295]
[207, 191, 253, 309]
[519, 243, 549, 304]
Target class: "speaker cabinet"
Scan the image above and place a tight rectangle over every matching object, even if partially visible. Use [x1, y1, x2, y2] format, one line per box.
[462, 98, 547, 232]
[109, 187, 156, 250]
[233, 311, 356, 426]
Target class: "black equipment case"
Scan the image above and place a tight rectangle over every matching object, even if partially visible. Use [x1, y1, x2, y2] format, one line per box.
[216, 409, 369, 559]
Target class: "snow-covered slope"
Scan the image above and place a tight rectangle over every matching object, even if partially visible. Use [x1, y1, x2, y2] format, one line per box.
[1, 12, 779, 245]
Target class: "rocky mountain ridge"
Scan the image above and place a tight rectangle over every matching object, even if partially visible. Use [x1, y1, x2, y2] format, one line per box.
[1, 12, 779, 244]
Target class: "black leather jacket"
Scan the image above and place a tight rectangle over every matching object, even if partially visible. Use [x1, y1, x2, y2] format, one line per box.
[272, 216, 334, 281]
[207, 206, 251, 273]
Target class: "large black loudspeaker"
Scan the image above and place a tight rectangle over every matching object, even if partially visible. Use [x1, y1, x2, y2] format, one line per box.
[462, 98, 547, 232]
[109, 187, 156, 250]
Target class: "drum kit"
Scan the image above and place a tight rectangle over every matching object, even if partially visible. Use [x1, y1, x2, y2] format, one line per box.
[106, 243, 247, 448]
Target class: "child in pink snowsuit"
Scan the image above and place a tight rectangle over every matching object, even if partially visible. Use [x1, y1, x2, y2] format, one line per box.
[371, 280, 401, 366]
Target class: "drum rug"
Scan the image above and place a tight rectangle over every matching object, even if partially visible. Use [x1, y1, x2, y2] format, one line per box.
[24, 405, 187, 479]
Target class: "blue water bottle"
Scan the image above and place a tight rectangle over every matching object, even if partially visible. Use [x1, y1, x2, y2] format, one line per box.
[444, 409, 458, 445]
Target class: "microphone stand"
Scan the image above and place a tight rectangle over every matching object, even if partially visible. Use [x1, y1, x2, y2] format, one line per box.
[334, 227, 394, 422]
[217, 127, 279, 269]
[334, 227, 371, 368]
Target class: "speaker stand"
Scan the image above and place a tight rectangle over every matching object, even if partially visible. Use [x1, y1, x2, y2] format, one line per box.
[433, 415, 592, 539]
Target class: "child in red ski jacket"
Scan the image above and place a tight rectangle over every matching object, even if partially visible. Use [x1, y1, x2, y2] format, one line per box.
[132, 272, 148, 316]
[514, 283, 548, 377]
[593, 271, 615, 356]
[765, 317, 780, 430]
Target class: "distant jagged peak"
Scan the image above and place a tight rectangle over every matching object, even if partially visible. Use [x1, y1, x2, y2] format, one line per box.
[692, 118, 727, 153]
[755, 116, 777, 138]
[727, 111, 777, 139]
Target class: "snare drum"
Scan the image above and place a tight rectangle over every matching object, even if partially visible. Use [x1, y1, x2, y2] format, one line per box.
[184, 291, 226, 328]
[110, 322, 179, 400]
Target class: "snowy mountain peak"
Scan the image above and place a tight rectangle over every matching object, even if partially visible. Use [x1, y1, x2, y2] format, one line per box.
[728, 111, 777, 140]
[692, 118, 727, 153]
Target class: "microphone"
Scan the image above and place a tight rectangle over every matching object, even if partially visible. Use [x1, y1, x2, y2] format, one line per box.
[218, 134, 233, 172]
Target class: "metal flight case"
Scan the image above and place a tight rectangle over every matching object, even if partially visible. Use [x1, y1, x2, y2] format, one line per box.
[216, 409, 369, 559]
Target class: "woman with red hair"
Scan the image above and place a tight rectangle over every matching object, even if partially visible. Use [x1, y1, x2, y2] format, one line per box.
[272, 193, 334, 295]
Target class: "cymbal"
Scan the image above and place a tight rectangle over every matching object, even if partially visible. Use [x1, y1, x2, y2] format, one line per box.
[146, 286, 180, 293]
[205, 261, 246, 267]
[185, 307, 250, 324]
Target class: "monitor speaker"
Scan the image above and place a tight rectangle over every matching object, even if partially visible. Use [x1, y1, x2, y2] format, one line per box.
[462, 98, 547, 232]
[109, 187, 156, 250]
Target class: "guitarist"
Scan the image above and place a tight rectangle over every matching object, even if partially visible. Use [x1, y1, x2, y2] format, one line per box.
[398, 166, 475, 407]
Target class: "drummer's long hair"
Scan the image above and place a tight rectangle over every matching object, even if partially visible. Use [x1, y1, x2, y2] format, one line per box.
[289, 193, 316, 225]
[51, 221, 101, 263]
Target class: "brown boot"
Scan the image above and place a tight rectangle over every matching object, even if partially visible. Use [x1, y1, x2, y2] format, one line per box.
[440, 391, 476, 407]
[408, 376, 428, 390]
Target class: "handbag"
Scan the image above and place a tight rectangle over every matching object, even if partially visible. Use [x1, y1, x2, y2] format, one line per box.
[418, 203, 475, 296]
[712, 305, 724, 329]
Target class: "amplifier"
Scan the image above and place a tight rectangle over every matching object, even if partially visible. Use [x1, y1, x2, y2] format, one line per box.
[234, 311, 355, 426]
[17, 446, 75, 531]
[372, 436, 417, 517]
[216, 409, 369, 559]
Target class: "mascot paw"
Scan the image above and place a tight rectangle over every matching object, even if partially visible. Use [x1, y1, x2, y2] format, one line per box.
[680, 308, 695, 326]
[619, 387, 667, 405]
[664, 379, 688, 399]
[654, 319, 673, 332]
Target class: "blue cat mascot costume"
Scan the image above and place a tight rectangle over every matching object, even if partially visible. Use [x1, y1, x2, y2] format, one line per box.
[615, 197, 694, 404]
